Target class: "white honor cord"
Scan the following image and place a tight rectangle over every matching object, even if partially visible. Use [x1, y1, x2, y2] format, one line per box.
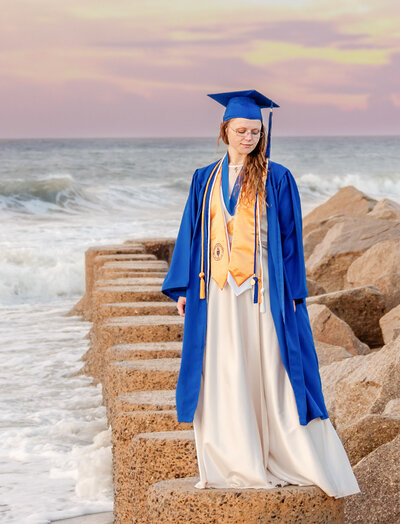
[257, 198, 266, 313]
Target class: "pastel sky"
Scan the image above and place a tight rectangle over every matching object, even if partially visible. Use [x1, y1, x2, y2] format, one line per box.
[1, 0, 399, 138]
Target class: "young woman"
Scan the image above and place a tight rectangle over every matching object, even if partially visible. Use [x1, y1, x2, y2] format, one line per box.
[162, 90, 360, 498]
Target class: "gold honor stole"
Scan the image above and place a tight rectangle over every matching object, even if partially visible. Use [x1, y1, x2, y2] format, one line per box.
[210, 161, 263, 303]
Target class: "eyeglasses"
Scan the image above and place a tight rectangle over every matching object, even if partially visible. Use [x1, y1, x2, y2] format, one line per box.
[229, 127, 263, 138]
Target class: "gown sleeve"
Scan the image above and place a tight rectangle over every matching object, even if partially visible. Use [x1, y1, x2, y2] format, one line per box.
[161, 170, 199, 302]
[277, 169, 309, 304]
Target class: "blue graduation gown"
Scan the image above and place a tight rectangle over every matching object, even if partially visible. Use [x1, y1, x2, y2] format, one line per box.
[162, 158, 329, 426]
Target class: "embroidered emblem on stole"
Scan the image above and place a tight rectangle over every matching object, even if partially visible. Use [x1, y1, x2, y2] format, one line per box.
[212, 242, 224, 261]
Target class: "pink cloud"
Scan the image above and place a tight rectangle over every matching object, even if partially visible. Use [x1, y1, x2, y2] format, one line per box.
[0, 5, 399, 138]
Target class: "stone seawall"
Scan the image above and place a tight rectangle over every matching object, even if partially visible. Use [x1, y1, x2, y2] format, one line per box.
[70, 185, 400, 523]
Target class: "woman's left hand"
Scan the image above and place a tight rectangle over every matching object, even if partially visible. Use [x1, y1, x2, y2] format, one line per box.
[293, 300, 296, 312]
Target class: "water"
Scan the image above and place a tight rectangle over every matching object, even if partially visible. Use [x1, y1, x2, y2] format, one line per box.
[0, 136, 399, 523]
[0, 302, 112, 523]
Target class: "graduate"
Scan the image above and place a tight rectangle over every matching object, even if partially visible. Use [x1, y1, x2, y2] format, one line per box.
[162, 89, 361, 498]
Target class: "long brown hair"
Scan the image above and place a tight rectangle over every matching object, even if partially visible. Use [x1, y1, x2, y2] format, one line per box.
[216, 119, 268, 208]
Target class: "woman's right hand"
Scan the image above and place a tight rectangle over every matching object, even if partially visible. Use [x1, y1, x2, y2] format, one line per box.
[177, 296, 186, 317]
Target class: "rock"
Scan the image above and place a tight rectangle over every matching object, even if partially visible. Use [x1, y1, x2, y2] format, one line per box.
[383, 398, 400, 417]
[337, 414, 400, 465]
[93, 301, 177, 323]
[320, 357, 361, 428]
[105, 341, 182, 364]
[147, 477, 344, 524]
[90, 286, 170, 322]
[95, 276, 165, 287]
[344, 434, 400, 524]
[127, 237, 176, 264]
[379, 305, 400, 344]
[306, 286, 386, 348]
[82, 244, 146, 319]
[306, 217, 400, 292]
[367, 197, 400, 220]
[112, 413, 192, 524]
[308, 304, 370, 356]
[315, 341, 352, 367]
[372, 272, 400, 311]
[109, 389, 177, 426]
[304, 225, 329, 260]
[84, 316, 183, 380]
[320, 336, 400, 430]
[130, 431, 197, 524]
[306, 278, 326, 297]
[66, 295, 86, 316]
[103, 358, 180, 414]
[99, 269, 166, 280]
[113, 390, 176, 418]
[303, 186, 376, 229]
[94, 261, 168, 283]
[303, 217, 345, 259]
[346, 238, 400, 310]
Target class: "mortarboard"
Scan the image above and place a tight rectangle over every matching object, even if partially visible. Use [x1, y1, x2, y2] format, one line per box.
[207, 89, 279, 159]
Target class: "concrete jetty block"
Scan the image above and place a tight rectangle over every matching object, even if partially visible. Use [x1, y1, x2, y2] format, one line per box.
[86, 244, 145, 296]
[94, 253, 158, 274]
[94, 284, 166, 301]
[130, 431, 197, 524]
[95, 276, 165, 287]
[125, 237, 175, 264]
[99, 259, 168, 272]
[96, 253, 157, 262]
[112, 414, 192, 524]
[95, 315, 183, 348]
[103, 358, 180, 409]
[146, 477, 344, 524]
[113, 390, 176, 415]
[103, 356, 180, 422]
[85, 316, 183, 379]
[91, 285, 170, 318]
[78, 244, 153, 319]
[98, 268, 167, 280]
[94, 254, 160, 280]
[106, 342, 182, 363]
[93, 314, 182, 359]
[69, 246, 156, 318]
[94, 259, 168, 280]
[90, 285, 171, 321]
[94, 301, 177, 322]
[95, 257, 167, 290]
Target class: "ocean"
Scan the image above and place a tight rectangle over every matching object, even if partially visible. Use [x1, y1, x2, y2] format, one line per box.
[0, 136, 399, 523]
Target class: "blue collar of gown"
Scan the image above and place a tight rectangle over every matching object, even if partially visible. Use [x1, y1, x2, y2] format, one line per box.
[221, 153, 242, 216]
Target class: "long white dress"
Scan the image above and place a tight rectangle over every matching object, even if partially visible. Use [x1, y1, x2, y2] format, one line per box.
[192, 165, 361, 498]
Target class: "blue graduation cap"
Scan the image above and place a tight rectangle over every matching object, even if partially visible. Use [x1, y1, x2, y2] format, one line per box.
[207, 89, 279, 158]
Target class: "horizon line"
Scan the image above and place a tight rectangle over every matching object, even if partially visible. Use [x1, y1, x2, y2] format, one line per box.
[0, 133, 399, 141]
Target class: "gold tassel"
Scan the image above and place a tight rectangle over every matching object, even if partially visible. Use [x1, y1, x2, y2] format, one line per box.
[199, 272, 205, 299]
